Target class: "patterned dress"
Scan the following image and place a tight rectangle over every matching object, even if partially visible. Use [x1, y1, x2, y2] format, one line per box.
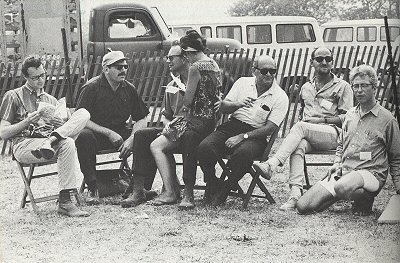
[190, 59, 222, 120]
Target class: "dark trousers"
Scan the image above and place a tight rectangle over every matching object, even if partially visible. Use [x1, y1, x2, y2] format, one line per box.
[131, 127, 163, 190]
[197, 118, 267, 187]
[181, 117, 216, 187]
[75, 127, 131, 188]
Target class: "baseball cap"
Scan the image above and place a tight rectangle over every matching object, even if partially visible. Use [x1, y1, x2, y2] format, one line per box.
[102, 50, 128, 67]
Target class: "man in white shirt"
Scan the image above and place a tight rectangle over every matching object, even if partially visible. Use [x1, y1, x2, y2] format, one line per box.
[197, 55, 289, 206]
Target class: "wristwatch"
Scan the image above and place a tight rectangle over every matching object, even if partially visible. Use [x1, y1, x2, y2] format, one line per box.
[243, 133, 249, 139]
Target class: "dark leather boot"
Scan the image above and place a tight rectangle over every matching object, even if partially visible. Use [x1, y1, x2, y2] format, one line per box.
[178, 186, 195, 210]
[58, 190, 89, 217]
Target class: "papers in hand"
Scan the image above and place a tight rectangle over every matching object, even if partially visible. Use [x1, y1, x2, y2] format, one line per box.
[37, 98, 68, 122]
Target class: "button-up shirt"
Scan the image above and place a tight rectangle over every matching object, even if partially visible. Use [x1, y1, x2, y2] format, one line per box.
[300, 73, 353, 120]
[76, 73, 149, 131]
[335, 103, 400, 192]
[225, 77, 289, 128]
[0, 85, 57, 144]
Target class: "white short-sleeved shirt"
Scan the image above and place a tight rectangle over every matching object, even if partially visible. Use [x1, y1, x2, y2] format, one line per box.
[225, 77, 289, 128]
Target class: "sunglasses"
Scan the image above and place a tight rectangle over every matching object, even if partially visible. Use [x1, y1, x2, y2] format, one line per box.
[253, 67, 277, 75]
[28, 72, 46, 81]
[110, 64, 128, 70]
[314, 56, 333, 63]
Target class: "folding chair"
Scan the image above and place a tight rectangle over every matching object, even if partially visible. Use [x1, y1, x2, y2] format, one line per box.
[217, 126, 280, 208]
[16, 158, 80, 214]
[303, 150, 336, 190]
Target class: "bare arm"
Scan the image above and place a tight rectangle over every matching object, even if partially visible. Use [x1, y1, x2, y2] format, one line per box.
[219, 97, 256, 114]
[183, 66, 201, 107]
[119, 117, 148, 159]
[225, 120, 278, 149]
[0, 112, 41, 140]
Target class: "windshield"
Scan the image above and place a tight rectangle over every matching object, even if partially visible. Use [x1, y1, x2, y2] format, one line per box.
[150, 7, 171, 38]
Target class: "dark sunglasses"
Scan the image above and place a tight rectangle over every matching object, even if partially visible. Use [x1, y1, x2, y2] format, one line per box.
[110, 64, 128, 70]
[314, 56, 333, 63]
[253, 67, 277, 75]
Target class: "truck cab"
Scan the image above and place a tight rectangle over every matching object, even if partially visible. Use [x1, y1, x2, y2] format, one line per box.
[87, 3, 242, 60]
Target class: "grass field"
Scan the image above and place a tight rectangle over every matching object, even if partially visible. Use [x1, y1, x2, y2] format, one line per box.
[0, 139, 399, 263]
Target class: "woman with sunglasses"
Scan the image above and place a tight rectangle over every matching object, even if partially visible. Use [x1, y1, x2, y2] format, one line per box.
[253, 46, 354, 211]
[150, 30, 222, 209]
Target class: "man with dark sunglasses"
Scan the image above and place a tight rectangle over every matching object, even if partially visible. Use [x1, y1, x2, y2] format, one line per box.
[197, 55, 289, 206]
[254, 46, 353, 211]
[75, 50, 149, 204]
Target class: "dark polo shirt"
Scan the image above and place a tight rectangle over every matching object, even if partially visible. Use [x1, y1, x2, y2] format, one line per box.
[76, 73, 148, 130]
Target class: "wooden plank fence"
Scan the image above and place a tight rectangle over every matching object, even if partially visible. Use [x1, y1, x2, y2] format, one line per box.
[1, 45, 399, 154]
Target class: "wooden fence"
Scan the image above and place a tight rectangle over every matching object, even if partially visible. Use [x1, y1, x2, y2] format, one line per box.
[1, 45, 399, 146]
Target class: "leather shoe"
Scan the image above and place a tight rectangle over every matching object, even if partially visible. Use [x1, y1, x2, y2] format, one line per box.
[178, 188, 195, 210]
[58, 201, 89, 217]
[31, 139, 55, 159]
[211, 181, 230, 207]
[121, 191, 146, 208]
[85, 189, 100, 205]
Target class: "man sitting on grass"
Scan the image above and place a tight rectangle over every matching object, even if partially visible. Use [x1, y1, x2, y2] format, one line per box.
[296, 64, 400, 216]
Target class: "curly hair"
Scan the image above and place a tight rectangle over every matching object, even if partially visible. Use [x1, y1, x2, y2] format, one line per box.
[21, 56, 43, 77]
[349, 64, 378, 88]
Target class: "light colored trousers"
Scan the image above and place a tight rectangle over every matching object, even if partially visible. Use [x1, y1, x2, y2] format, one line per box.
[13, 109, 90, 190]
[274, 121, 338, 189]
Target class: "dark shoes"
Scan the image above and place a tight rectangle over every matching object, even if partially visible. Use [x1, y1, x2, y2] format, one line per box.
[58, 201, 90, 217]
[85, 189, 100, 205]
[204, 180, 221, 205]
[352, 197, 374, 216]
[178, 187, 195, 210]
[121, 191, 146, 208]
[211, 181, 231, 207]
[144, 189, 158, 201]
[31, 139, 55, 159]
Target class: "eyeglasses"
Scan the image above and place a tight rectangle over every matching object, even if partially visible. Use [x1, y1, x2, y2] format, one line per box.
[352, 83, 373, 90]
[28, 72, 46, 81]
[166, 55, 182, 61]
[110, 64, 128, 70]
[314, 56, 333, 63]
[253, 67, 277, 75]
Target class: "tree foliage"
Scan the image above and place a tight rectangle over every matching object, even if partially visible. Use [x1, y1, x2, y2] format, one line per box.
[228, 0, 400, 22]
[339, 0, 400, 20]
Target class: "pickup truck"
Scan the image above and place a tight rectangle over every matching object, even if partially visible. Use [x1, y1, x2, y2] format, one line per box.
[86, 3, 242, 60]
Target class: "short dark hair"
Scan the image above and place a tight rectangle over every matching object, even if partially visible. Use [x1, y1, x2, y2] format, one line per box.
[311, 47, 333, 59]
[22, 56, 43, 77]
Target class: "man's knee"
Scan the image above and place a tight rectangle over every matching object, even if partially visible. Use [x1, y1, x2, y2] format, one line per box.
[197, 140, 214, 161]
[334, 182, 351, 199]
[73, 108, 90, 122]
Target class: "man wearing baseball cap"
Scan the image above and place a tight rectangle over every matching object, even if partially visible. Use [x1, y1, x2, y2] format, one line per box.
[75, 50, 149, 205]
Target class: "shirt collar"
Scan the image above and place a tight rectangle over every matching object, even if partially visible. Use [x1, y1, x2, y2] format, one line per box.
[355, 102, 380, 117]
[311, 72, 340, 88]
[24, 84, 44, 96]
[100, 73, 128, 90]
[254, 77, 279, 97]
